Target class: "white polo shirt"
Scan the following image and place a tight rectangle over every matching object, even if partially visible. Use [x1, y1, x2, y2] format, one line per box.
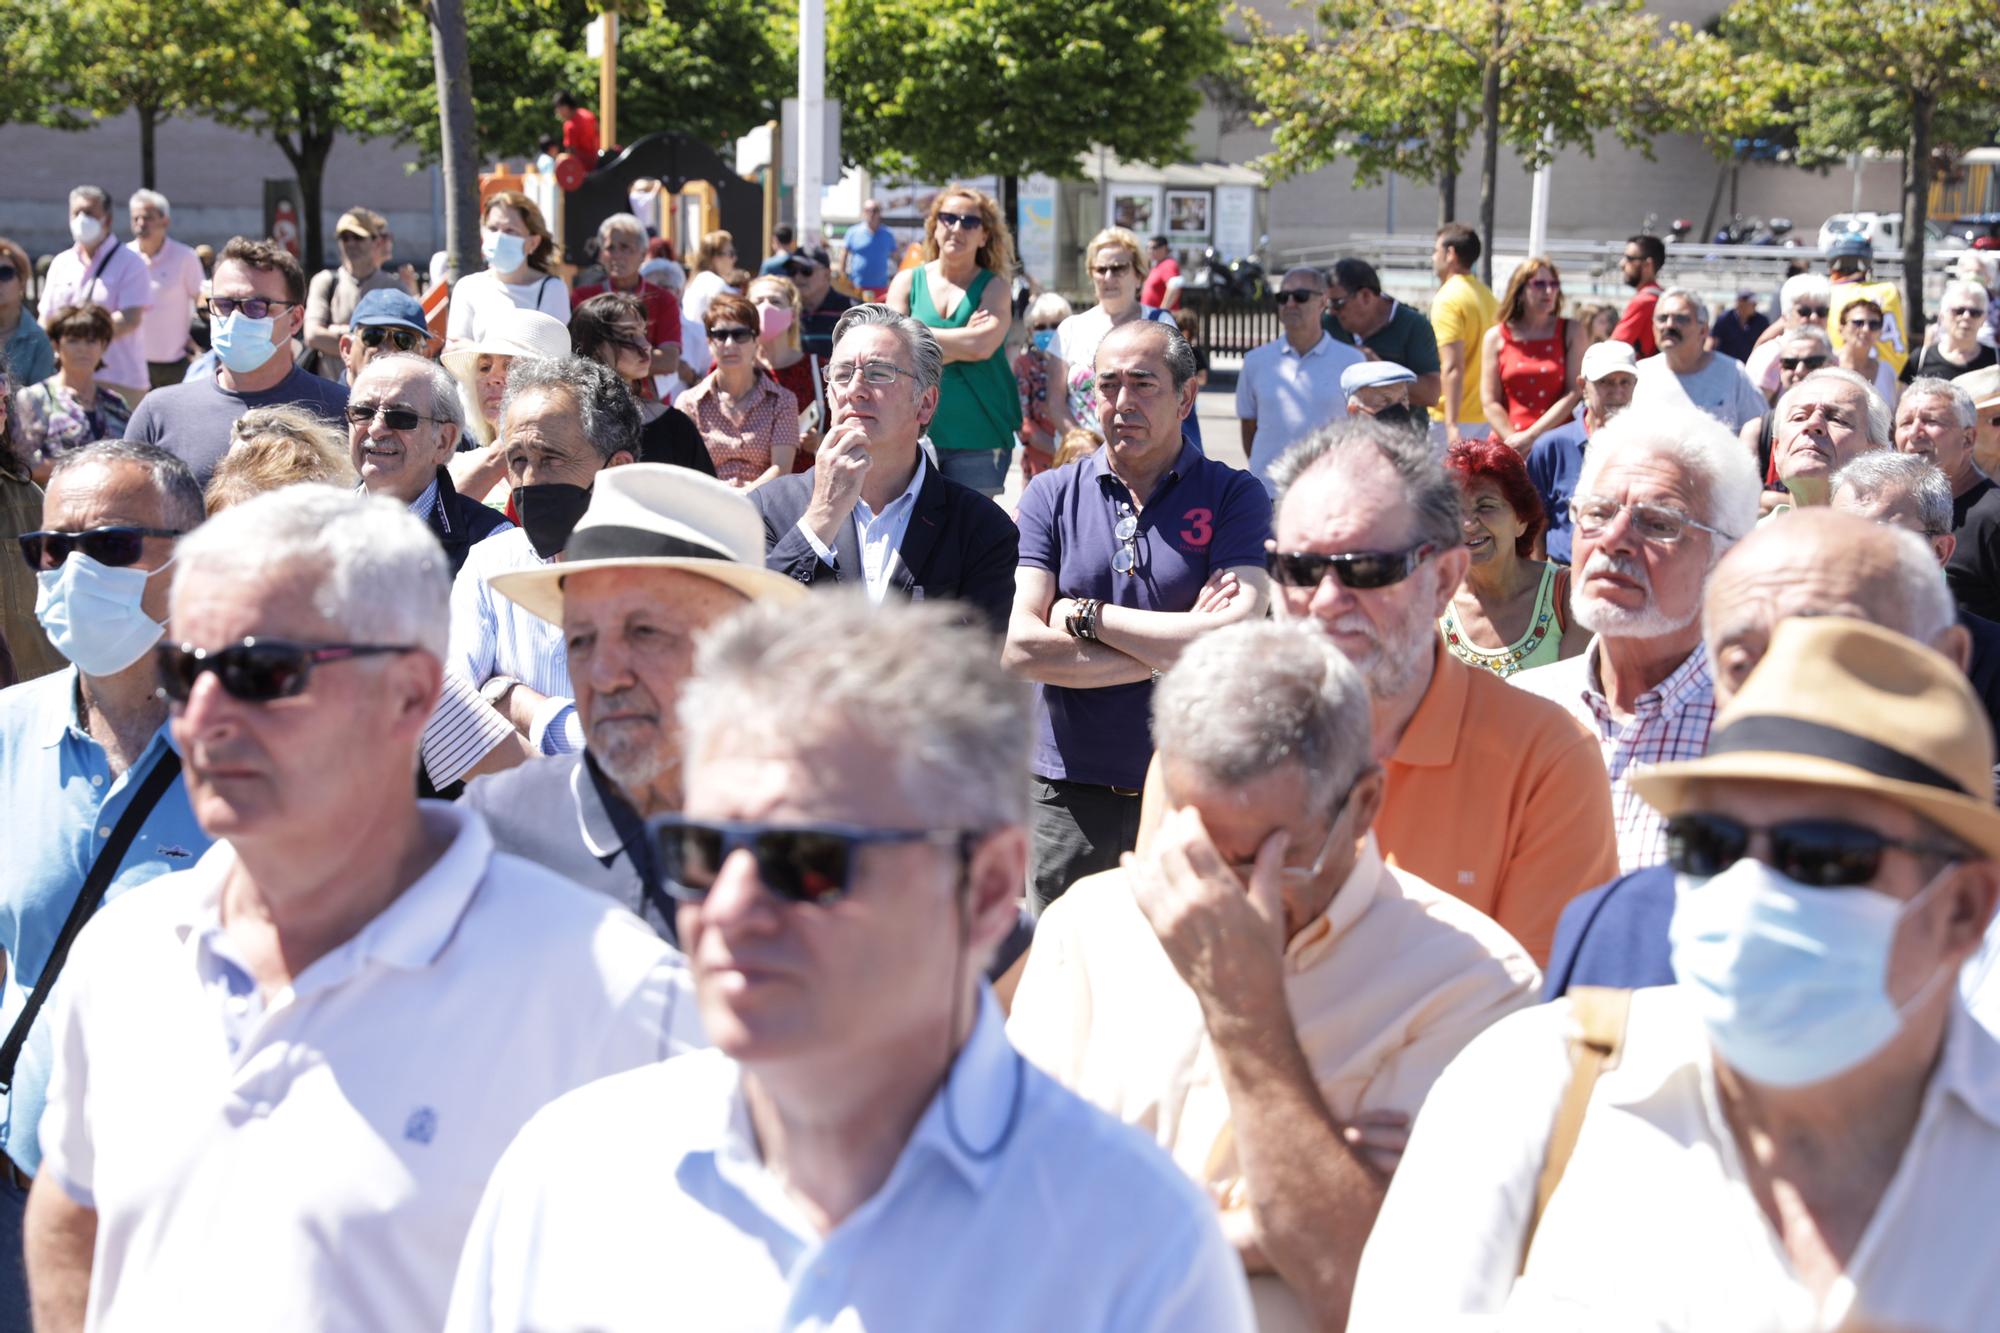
[39, 802, 700, 1333]
[1236, 331, 1366, 492]
[445, 990, 1254, 1332]
[1350, 984, 2000, 1331]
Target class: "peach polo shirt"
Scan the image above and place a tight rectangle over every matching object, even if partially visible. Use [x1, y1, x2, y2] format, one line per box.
[1008, 836, 1541, 1332]
[1378, 643, 1619, 965]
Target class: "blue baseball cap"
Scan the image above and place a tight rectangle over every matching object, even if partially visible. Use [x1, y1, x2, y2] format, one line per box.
[351, 288, 429, 337]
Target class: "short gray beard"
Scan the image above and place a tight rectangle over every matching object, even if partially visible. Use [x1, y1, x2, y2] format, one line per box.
[1572, 552, 1700, 638]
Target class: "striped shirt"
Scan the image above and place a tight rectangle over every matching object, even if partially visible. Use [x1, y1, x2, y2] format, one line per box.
[1512, 642, 1715, 873]
[678, 373, 798, 485]
[419, 671, 519, 790]
[446, 528, 578, 753]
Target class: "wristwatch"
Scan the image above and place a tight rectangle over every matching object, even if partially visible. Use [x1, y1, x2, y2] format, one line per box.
[480, 675, 520, 710]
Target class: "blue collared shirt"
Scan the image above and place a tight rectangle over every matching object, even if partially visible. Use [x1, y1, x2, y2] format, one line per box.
[0, 667, 211, 1172]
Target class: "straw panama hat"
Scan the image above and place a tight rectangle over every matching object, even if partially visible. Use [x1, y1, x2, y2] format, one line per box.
[487, 464, 805, 623]
[1630, 615, 2000, 861]
[440, 307, 572, 379]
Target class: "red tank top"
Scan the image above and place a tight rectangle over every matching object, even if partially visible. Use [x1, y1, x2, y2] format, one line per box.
[1497, 318, 1567, 432]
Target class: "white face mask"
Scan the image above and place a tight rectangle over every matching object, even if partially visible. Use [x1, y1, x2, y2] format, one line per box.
[70, 213, 105, 247]
[482, 230, 528, 275]
[35, 552, 174, 677]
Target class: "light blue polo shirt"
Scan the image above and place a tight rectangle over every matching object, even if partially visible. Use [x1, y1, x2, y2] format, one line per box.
[0, 667, 209, 1173]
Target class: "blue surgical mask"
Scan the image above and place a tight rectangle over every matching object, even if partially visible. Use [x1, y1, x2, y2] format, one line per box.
[1669, 857, 1954, 1087]
[1031, 329, 1056, 353]
[210, 311, 279, 374]
[35, 552, 174, 677]
[483, 230, 528, 274]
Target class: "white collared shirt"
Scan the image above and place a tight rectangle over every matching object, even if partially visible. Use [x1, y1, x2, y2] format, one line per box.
[795, 453, 928, 604]
[448, 527, 579, 752]
[39, 803, 700, 1333]
[1235, 330, 1367, 491]
[445, 989, 1253, 1332]
[1351, 985, 2000, 1331]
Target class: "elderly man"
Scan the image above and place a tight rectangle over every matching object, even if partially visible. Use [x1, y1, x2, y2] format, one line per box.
[1769, 366, 1890, 510]
[1007, 320, 1272, 909]
[463, 465, 801, 937]
[1354, 613, 2000, 1329]
[1527, 340, 1640, 564]
[1893, 377, 1991, 529]
[1738, 324, 1834, 479]
[0, 444, 210, 1328]
[1744, 270, 1833, 397]
[790, 245, 854, 359]
[447, 356, 636, 756]
[39, 187, 150, 405]
[23, 486, 696, 1332]
[127, 190, 203, 391]
[348, 353, 510, 577]
[335, 288, 434, 386]
[1611, 233, 1666, 357]
[444, 595, 1253, 1330]
[1631, 288, 1767, 432]
[1543, 508, 1976, 995]
[304, 208, 402, 380]
[1430, 224, 1497, 445]
[1325, 258, 1442, 411]
[753, 304, 1017, 631]
[572, 213, 681, 380]
[1515, 407, 1762, 872]
[1341, 361, 1421, 429]
[124, 236, 348, 486]
[1011, 621, 1538, 1331]
[1932, 370, 2000, 621]
[1238, 266, 1367, 490]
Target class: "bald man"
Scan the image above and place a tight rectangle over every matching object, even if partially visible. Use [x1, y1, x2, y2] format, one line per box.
[1542, 508, 1973, 994]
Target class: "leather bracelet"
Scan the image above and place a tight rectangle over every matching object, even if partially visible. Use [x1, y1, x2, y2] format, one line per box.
[1078, 598, 1102, 643]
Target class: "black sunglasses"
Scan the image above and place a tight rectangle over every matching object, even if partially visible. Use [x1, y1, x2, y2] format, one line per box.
[936, 211, 985, 231]
[1275, 289, 1320, 305]
[649, 814, 973, 907]
[346, 402, 440, 431]
[708, 325, 756, 345]
[210, 297, 296, 320]
[1779, 355, 1828, 371]
[1665, 812, 1962, 888]
[19, 525, 182, 571]
[1267, 542, 1438, 591]
[1846, 317, 1883, 330]
[156, 638, 415, 705]
[0, 265, 17, 284]
[1795, 305, 1829, 318]
[358, 326, 425, 351]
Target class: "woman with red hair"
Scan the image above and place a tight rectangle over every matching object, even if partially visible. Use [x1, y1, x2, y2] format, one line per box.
[1439, 438, 1586, 676]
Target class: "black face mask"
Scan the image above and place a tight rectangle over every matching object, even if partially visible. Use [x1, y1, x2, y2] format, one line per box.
[512, 482, 593, 560]
[1369, 404, 1418, 431]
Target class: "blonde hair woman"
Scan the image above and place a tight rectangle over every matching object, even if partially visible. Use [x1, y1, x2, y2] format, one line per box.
[1048, 226, 1184, 441]
[748, 273, 824, 470]
[206, 407, 356, 513]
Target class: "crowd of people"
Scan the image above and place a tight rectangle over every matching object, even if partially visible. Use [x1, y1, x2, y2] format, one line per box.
[4, 172, 2000, 1333]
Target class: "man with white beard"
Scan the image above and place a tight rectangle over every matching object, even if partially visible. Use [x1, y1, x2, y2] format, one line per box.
[1513, 407, 1761, 872]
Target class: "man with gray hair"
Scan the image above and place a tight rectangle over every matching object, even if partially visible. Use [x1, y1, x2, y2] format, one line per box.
[572, 212, 681, 380]
[447, 355, 637, 757]
[1237, 265, 1367, 491]
[1893, 376, 1989, 528]
[127, 189, 203, 391]
[1736, 324, 1832, 483]
[1631, 288, 1767, 432]
[348, 353, 510, 577]
[24, 486, 695, 1333]
[751, 303, 1018, 631]
[445, 594, 1253, 1330]
[40, 186, 150, 403]
[1515, 406, 1762, 872]
[1010, 620, 1537, 1331]
[1769, 366, 1890, 510]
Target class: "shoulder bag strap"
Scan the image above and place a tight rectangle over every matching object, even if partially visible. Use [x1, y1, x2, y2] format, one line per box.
[80, 236, 120, 293]
[1518, 985, 1632, 1275]
[1553, 564, 1571, 634]
[0, 748, 183, 1094]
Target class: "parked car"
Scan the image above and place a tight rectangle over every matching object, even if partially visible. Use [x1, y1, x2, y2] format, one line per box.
[1941, 214, 2000, 251]
[1818, 212, 1957, 254]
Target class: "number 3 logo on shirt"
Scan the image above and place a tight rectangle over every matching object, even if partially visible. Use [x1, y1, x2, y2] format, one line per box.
[1179, 508, 1214, 549]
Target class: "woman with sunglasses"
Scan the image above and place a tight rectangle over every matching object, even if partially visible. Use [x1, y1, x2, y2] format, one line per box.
[569, 292, 715, 478]
[1439, 439, 1586, 677]
[0, 236, 56, 387]
[675, 293, 796, 488]
[747, 273, 823, 473]
[1480, 258, 1583, 455]
[1013, 291, 1073, 480]
[1045, 227, 1184, 445]
[1835, 297, 1899, 413]
[1905, 279, 1996, 385]
[888, 186, 1021, 497]
[12, 304, 132, 484]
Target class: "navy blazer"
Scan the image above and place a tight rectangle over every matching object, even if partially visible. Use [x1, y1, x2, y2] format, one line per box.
[428, 465, 513, 578]
[751, 458, 1018, 635]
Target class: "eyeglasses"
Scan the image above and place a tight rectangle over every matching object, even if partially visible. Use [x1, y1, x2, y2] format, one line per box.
[1665, 812, 1962, 888]
[824, 359, 921, 389]
[1032, 323, 1061, 332]
[1091, 262, 1132, 278]
[1327, 294, 1352, 311]
[1266, 541, 1438, 591]
[210, 297, 297, 320]
[1275, 289, 1320, 306]
[357, 326, 425, 352]
[0, 265, 17, 283]
[648, 814, 975, 907]
[1778, 354, 1828, 371]
[1796, 305, 1830, 319]
[338, 233, 377, 247]
[1570, 495, 1729, 545]
[19, 525, 183, 571]
[708, 325, 756, 345]
[1526, 279, 1560, 292]
[1112, 500, 1141, 574]
[1655, 312, 1698, 325]
[936, 211, 985, 232]
[346, 402, 440, 431]
[155, 638, 415, 705]
[1846, 317, 1883, 330]
[1948, 306, 1986, 318]
[1223, 785, 1356, 885]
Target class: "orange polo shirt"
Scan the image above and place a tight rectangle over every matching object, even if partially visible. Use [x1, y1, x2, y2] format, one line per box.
[1378, 644, 1617, 964]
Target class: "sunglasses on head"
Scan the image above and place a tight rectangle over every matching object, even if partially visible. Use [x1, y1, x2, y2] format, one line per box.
[1267, 541, 1437, 591]
[19, 526, 182, 571]
[155, 638, 414, 705]
[1665, 812, 1962, 887]
[648, 814, 974, 907]
[346, 402, 439, 431]
[1275, 289, 1319, 305]
[708, 325, 756, 345]
[358, 326, 425, 351]
[1779, 354, 1828, 371]
[210, 297, 295, 320]
[936, 211, 985, 231]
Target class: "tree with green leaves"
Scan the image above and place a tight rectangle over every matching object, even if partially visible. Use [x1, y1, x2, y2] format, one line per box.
[0, 2, 87, 132]
[1719, 0, 2000, 337]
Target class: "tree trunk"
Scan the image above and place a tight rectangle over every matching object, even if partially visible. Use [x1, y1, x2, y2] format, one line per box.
[272, 125, 334, 274]
[429, 0, 481, 282]
[1903, 90, 1935, 347]
[1002, 174, 1020, 260]
[1438, 109, 1459, 224]
[1477, 53, 1502, 287]
[1699, 160, 1729, 244]
[139, 103, 158, 191]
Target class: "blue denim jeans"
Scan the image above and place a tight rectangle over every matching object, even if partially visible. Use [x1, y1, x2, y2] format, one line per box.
[934, 447, 1010, 497]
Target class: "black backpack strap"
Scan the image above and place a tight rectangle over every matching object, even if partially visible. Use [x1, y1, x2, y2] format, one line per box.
[0, 748, 183, 1094]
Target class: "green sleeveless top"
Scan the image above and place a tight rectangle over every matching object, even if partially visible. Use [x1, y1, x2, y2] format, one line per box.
[911, 264, 1022, 453]
[1439, 562, 1568, 677]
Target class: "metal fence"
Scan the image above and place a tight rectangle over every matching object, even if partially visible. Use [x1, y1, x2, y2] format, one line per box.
[1185, 292, 1282, 357]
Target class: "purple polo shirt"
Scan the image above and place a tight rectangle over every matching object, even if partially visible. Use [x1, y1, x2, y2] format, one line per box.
[1016, 440, 1272, 788]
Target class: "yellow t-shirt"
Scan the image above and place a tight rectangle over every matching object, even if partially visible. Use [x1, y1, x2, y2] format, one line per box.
[1829, 279, 1910, 376]
[1431, 272, 1499, 427]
